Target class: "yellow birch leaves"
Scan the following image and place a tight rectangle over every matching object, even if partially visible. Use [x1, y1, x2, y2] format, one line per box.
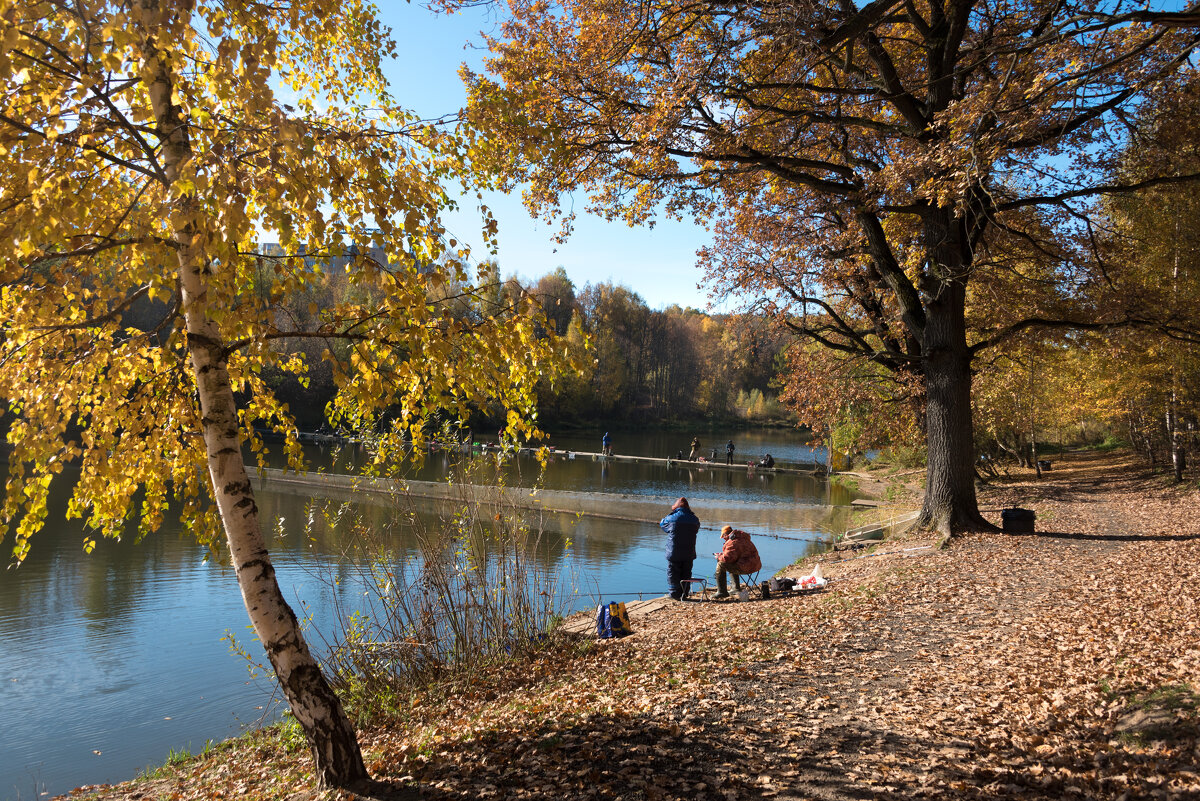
[0, 0, 565, 563]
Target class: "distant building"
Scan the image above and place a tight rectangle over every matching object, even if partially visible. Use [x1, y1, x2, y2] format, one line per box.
[257, 240, 394, 271]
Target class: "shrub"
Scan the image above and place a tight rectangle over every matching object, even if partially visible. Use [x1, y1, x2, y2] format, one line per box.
[303, 456, 574, 725]
[1091, 434, 1127, 452]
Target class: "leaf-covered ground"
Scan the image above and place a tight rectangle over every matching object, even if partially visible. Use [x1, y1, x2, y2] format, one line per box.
[66, 450, 1199, 801]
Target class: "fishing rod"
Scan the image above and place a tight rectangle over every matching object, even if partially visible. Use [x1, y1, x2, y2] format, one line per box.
[270, 468, 848, 543]
[741, 529, 827, 543]
[589, 574, 843, 601]
[581, 549, 935, 603]
[586, 590, 662, 598]
[592, 513, 827, 543]
[579, 507, 861, 545]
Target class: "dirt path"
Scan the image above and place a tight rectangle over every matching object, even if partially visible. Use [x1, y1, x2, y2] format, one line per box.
[657, 450, 1200, 801]
[66, 451, 1199, 801]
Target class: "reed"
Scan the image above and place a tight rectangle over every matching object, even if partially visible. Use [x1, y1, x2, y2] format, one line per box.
[303, 454, 574, 724]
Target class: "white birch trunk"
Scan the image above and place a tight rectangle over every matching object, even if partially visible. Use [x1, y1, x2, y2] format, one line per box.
[137, 1, 367, 786]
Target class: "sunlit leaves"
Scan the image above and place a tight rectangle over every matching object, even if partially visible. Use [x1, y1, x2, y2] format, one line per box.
[0, 1, 567, 563]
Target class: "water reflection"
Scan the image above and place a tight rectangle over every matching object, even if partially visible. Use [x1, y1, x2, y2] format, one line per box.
[1, 437, 853, 800]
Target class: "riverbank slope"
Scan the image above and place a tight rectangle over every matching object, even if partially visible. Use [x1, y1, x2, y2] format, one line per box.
[65, 450, 1199, 801]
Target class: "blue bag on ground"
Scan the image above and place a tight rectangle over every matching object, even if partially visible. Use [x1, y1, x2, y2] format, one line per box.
[595, 601, 633, 638]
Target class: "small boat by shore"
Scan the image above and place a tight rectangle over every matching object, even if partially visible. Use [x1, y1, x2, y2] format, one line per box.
[842, 524, 885, 543]
[833, 510, 920, 548]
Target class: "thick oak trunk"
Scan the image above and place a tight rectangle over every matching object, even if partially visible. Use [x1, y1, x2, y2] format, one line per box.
[917, 279, 991, 535]
[139, 2, 366, 787]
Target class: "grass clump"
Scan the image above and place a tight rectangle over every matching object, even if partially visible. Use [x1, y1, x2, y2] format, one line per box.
[139, 739, 223, 779]
[1114, 683, 1200, 746]
[295, 453, 576, 730]
[1126, 683, 1199, 713]
[1089, 435, 1127, 452]
[832, 475, 860, 491]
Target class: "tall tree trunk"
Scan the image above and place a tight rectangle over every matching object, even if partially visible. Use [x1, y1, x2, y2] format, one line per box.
[138, 2, 367, 787]
[1169, 229, 1186, 482]
[995, 434, 1020, 464]
[1014, 432, 1029, 468]
[1030, 358, 1041, 479]
[1140, 410, 1155, 465]
[1187, 419, 1196, 473]
[917, 281, 990, 534]
[1168, 391, 1185, 482]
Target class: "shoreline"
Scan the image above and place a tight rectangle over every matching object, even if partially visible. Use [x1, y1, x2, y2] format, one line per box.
[61, 449, 1199, 801]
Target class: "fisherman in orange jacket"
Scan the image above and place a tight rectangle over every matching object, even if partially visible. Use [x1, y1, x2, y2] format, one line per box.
[713, 525, 762, 599]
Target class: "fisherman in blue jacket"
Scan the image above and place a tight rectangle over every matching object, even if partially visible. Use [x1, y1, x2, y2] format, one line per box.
[660, 497, 700, 600]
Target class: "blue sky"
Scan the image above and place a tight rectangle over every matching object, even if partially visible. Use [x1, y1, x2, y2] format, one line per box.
[375, 4, 719, 311]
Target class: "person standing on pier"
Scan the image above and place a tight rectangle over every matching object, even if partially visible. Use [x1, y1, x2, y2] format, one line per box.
[689, 436, 701, 460]
[602, 431, 612, 456]
[725, 439, 735, 465]
[660, 497, 700, 601]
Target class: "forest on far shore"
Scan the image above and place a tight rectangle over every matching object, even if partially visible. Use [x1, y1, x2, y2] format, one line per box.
[223, 259, 791, 433]
[232, 244, 1195, 479]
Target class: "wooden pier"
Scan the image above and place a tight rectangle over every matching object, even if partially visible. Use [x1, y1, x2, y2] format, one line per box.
[525, 447, 828, 476]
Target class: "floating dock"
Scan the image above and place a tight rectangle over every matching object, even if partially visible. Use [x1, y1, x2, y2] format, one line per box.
[288, 429, 830, 476]
[513, 447, 828, 476]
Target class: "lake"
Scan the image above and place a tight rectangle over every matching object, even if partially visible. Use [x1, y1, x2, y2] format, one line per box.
[0, 427, 855, 800]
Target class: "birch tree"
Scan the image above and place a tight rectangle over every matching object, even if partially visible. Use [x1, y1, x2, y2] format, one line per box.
[0, 0, 559, 787]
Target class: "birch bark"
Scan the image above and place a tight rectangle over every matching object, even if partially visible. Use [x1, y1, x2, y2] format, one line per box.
[137, 0, 367, 786]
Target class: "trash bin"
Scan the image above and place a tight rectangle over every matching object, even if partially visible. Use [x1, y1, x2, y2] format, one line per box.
[1001, 507, 1036, 533]
[1037, 460, 1052, 471]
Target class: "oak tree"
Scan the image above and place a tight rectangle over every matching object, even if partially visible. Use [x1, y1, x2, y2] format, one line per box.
[0, 0, 559, 787]
[455, 0, 1200, 532]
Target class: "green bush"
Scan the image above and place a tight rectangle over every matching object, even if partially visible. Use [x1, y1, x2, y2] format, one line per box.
[1090, 434, 1127, 452]
[878, 444, 927, 469]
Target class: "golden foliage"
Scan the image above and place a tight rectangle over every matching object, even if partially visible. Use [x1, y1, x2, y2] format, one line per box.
[0, 1, 566, 563]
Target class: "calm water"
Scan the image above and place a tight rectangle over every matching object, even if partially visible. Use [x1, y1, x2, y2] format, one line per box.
[0, 428, 853, 800]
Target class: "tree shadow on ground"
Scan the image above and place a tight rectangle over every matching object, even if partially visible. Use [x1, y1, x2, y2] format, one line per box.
[983, 450, 1192, 505]
[761, 716, 1198, 801]
[1011, 530, 1200, 543]
[285, 779, 421, 801]
[403, 695, 1196, 800]
[408, 711, 769, 800]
